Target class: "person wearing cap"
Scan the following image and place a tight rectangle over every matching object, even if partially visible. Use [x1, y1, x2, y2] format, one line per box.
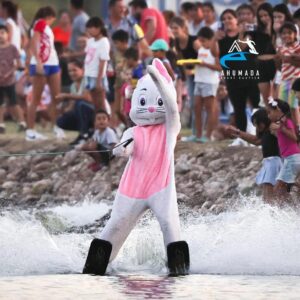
[150, 39, 175, 80]
[129, 0, 169, 45]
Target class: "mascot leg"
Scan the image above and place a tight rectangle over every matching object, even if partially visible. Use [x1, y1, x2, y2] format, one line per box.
[83, 195, 147, 275]
[150, 191, 190, 276]
[83, 238, 112, 275]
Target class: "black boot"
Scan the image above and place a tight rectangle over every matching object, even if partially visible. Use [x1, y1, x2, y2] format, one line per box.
[83, 239, 112, 275]
[167, 241, 190, 276]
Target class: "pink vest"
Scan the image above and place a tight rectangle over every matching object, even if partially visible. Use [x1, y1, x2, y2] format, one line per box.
[119, 124, 171, 199]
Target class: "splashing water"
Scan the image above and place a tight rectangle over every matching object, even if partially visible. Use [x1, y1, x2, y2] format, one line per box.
[1, 196, 300, 277]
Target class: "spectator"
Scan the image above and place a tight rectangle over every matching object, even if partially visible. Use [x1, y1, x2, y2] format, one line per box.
[26, 6, 64, 141]
[277, 22, 300, 133]
[180, 2, 194, 22]
[0, 0, 21, 52]
[293, 8, 300, 29]
[81, 109, 118, 172]
[255, 3, 277, 105]
[84, 17, 110, 111]
[106, 0, 136, 44]
[69, 0, 89, 51]
[25, 82, 52, 129]
[162, 10, 176, 46]
[228, 108, 282, 203]
[52, 10, 72, 48]
[273, 4, 294, 98]
[186, 2, 204, 37]
[122, 47, 144, 125]
[202, 2, 218, 32]
[249, 0, 266, 14]
[211, 82, 235, 141]
[170, 16, 200, 141]
[288, 0, 300, 15]
[56, 59, 95, 146]
[257, 3, 275, 40]
[129, 0, 169, 44]
[111, 29, 130, 126]
[292, 77, 300, 103]
[273, 4, 293, 45]
[218, 9, 260, 132]
[193, 27, 221, 142]
[0, 24, 26, 133]
[268, 99, 300, 204]
[236, 3, 256, 25]
[150, 39, 175, 80]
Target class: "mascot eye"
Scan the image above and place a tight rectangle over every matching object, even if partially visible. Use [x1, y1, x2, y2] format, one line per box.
[140, 97, 146, 106]
[158, 98, 163, 106]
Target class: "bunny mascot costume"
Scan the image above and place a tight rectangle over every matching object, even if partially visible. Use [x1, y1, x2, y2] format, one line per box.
[83, 59, 190, 276]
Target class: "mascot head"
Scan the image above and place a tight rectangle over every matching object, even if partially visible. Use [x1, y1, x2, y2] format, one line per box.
[130, 59, 172, 126]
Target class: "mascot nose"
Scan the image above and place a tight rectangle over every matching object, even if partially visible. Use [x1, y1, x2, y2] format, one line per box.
[148, 107, 156, 113]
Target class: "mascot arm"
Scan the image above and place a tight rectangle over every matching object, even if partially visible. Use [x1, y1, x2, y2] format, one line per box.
[147, 59, 181, 136]
[113, 127, 134, 157]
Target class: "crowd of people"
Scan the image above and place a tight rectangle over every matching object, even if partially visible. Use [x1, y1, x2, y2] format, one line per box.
[1, 0, 300, 203]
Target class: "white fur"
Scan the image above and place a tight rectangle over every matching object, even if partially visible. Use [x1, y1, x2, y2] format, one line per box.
[102, 59, 182, 262]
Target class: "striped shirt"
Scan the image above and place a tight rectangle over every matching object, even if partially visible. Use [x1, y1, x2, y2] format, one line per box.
[279, 42, 300, 81]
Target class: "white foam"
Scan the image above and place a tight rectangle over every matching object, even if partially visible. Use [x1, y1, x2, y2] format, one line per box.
[1, 197, 300, 276]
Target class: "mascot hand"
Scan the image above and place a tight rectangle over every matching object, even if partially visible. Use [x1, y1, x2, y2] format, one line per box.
[147, 59, 177, 114]
[113, 128, 134, 157]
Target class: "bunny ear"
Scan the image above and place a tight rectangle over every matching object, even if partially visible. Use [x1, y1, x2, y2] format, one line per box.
[152, 58, 172, 83]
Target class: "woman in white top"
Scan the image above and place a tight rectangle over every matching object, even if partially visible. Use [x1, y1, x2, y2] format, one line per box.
[0, 0, 21, 51]
[193, 26, 222, 142]
[26, 6, 63, 141]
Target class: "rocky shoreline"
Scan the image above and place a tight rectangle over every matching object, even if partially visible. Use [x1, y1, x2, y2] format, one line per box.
[0, 137, 267, 213]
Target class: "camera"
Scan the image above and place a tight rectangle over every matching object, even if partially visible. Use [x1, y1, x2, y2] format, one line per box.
[245, 23, 257, 32]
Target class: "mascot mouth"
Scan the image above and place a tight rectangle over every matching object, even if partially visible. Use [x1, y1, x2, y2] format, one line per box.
[137, 117, 165, 121]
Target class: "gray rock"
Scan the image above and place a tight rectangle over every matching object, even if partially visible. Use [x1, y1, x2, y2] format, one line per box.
[2, 181, 18, 190]
[32, 179, 53, 195]
[0, 168, 7, 180]
[33, 161, 53, 172]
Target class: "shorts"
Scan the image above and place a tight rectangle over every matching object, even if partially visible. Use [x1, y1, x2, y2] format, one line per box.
[29, 65, 60, 77]
[256, 156, 283, 186]
[279, 80, 298, 109]
[258, 60, 276, 83]
[85, 76, 108, 91]
[274, 70, 282, 85]
[277, 153, 300, 184]
[0, 85, 17, 106]
[194, 82, 218, 97]
[96, 143, 110, 166]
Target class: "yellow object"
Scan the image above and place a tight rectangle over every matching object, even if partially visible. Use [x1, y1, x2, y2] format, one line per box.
[177, 59, 202, 65]
[134, 24, 144, 40]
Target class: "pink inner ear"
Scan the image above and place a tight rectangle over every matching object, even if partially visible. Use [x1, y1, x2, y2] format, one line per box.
[154, 59, 172, 83]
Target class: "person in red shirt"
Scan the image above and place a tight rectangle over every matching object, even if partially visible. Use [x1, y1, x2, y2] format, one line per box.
[129, 0, 169, 45]
[52, 10, 72, 48]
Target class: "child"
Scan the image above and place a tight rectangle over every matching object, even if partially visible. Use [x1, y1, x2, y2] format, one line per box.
[150, 39, 175, 80]
[122, 47, 144, 126]
[111, 29, 131, 126]
[84, 17, 110, 111]
[211, 82, 235, 141]
[81, 109, 118, 172]
[0, 24, 26, 133]
[193, 26, 221, 143]
[278, 22, 300, 135]
[26, 6, 63, 141]
[227, 108, 282, 203]
[268, 99, 300, 204]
